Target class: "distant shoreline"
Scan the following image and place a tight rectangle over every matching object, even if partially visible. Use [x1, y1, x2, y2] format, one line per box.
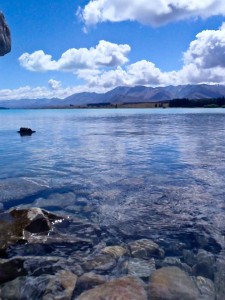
[1, 99, 225, 109]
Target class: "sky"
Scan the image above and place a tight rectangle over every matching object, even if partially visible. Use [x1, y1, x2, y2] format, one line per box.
[1, 0, 225, 100]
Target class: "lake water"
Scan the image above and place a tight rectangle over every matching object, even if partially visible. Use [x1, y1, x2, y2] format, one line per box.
[1, 108, 225, 297]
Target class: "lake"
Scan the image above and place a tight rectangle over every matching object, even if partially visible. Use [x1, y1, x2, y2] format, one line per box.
[1, 108, 225, 298]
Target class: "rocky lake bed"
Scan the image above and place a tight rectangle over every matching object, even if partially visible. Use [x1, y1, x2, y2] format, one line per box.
[0, 204, 224, 300]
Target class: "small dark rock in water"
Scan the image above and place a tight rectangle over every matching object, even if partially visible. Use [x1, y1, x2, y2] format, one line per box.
[17, 127, 36, 136]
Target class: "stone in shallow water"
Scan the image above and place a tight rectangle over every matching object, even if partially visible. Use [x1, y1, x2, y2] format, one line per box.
[214, 258, 225, 299]
[127, 258, 156, 279]
[148, 266, 200, 300]
[7, 236, 93, 258]
[0, 207, 62, 255]
[0, 271, 77, 300]
[76, 272, 107, 294]
[128, 239, 164, 259]
[195, 276, 215, 300]
[0, 276, 26, 300]
[76, 276, 148, 300]
[159, 256, 192, 274]
[82, 254, 116, 273]
[190, 224, 222, 254]
[192, 249, 215, 280]
[0, 207, 51, 237]
[23, 256, 83, 277]
[0, 257, 27, 284]
[182, 249, 197, 267]
[42, 270, 77, 300]
[0, 208, 99, 258]
[101, 245, 129, 259]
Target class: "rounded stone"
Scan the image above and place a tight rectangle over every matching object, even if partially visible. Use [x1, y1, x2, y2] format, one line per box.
[127, 258, 156, 279]
[101, 246, 129, 259]
[82, 254, 116, 273]
[148, 266, 200, 300]
[76, 276, 148, 300]
[128, 239, 164, 259]
[76, 272, 107, 293]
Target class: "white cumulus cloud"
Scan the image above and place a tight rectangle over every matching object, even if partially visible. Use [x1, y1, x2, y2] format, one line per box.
[19, 40, 131, 72]
[79, 0, 225, 27]
[80, 24, 225, 89]
[184, 23, 225, 69]
[48, 79, 62, 90]
[14, 23, 225, 100]
[19, 51, 57, 72]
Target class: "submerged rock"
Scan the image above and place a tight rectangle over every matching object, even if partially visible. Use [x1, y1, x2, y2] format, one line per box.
[195, 276, 215, 300]
[214, 257, 225, 299]
[42, 270, 77, 300]
[76, 276, 148, 300]
[127, 258, 156, 279]
[0, 208, 64, 255]
[148, 266, 200, 300]
[0, 257, 27, 284]
[0, 276, 26, 300]
[192, 249, 215, 280]
[128, 239, 164, 259]
[0, 12, 11, 56]
[159, 256, 192, 274]
[182, 249, 197, 267]
[23, 255, 83, 277]
[0, 271, 77, 300]
[0, 208, 101, 259]
[101, 245, 129, 259]
[82, 254, 116, 273]
[0, 208, 52, 255]
[76, 272, 107, 294]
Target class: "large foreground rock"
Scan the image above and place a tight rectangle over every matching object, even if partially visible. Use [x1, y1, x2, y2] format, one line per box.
[76, 276, 148, 300]
[0, 12, 11, 56]
[0, 207, 64, 255]
[148, 266, 200, 300]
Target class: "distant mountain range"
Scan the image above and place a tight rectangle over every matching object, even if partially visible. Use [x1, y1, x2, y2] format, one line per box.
[1, 84, 225, 108]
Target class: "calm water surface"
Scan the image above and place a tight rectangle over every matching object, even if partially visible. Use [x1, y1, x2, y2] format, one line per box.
[1, 108, 225, 252]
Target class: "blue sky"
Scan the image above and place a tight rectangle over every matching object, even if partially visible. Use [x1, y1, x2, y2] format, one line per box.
[1, 0, 225, 100]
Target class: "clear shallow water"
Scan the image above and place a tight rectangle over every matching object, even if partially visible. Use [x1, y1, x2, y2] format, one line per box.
[1, 108, 225, 252]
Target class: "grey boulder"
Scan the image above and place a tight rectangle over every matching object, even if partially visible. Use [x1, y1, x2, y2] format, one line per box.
[0, 12, 11, 56]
